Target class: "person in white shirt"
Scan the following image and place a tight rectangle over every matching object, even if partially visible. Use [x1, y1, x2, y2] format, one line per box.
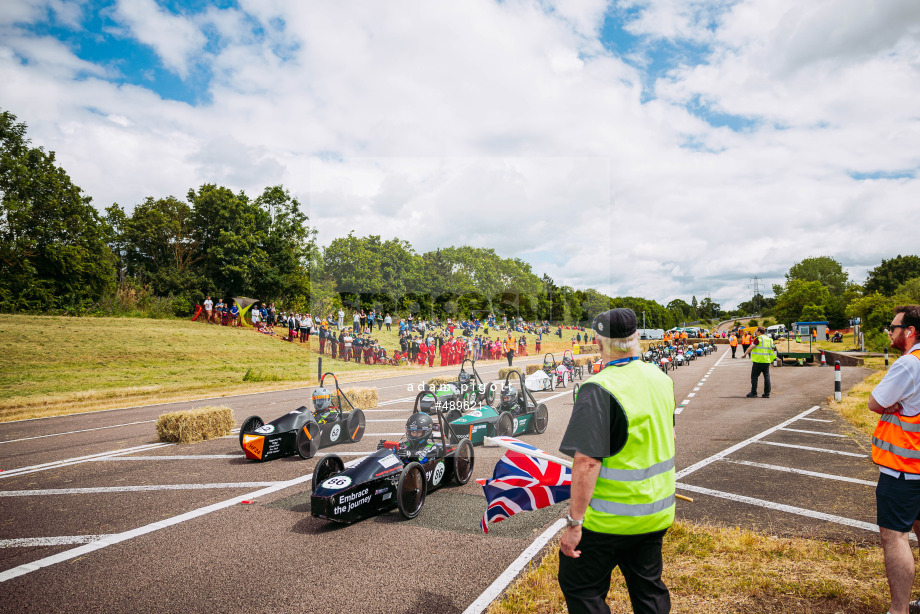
[204, 296, 213, 323]
[868, 305, 920, 614]
[338, 309, 345, 330]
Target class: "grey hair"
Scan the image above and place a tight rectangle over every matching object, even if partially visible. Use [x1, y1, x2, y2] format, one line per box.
[598, 331, 640, 354]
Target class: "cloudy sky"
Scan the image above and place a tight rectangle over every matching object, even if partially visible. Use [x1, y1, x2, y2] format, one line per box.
[2, 0, 919, 309]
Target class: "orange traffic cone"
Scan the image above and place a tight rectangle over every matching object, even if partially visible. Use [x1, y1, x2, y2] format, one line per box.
[820, 350, 827, 366]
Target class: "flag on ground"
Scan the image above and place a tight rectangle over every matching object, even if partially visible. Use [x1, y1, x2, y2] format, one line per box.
[477, 436, 571, 533]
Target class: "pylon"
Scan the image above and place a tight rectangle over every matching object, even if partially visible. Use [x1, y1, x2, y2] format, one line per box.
[820, 350, 827, 366]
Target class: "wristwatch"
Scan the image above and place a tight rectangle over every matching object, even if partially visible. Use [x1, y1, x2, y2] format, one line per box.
[565, 514, 584, 528]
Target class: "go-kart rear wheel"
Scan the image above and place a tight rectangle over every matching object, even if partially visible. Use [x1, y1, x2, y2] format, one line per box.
[347, 409, 366, 442]
[550, 374, 557, 391]
[311, 454, 345, 492]
[480, 382, 497, 405]
[572, 383, 580, 402]
[296, 420, 321, 459]
[443, 409, 462, 444]
[533, 403, 549, 434]
[238, 415, 264, 447]
[452, 438, 474, 485]
[496, 411, 514, 437]
[396, 462, 427, 519]
[562, 371, 569, 388]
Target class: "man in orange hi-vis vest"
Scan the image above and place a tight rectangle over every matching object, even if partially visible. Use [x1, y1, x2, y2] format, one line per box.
[729, 334, 738, 359]
[741, 332, 752, 358]
[869, 305, 920, 614]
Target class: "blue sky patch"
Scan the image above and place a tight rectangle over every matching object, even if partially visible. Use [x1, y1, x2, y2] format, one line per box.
[848, 169, 916, 181]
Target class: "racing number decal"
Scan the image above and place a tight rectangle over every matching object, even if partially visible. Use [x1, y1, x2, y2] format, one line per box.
[242, 434, 264, 459]
[432, 461, 445, 487]
[330, 424, 341, 441]
[321, 475, 352, 490]
[513, 418, 521, 433]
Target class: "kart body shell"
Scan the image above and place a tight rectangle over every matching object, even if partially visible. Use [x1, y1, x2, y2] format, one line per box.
[311, 391, 474, 523]
[239, 372, 365, 461]
[419, 360, 496, 414]
[448, 370, 548, 445]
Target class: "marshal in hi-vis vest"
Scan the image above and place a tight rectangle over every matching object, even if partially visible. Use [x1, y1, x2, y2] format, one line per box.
[872, 349, 920, 474]
[584, 361, 676, 535]
[750, 335, 775, 364]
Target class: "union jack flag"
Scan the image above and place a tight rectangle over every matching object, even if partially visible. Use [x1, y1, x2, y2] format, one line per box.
[477, 437, 571, 533]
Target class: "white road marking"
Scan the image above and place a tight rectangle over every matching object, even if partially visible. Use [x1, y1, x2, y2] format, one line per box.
[779, 427, 848, 438]
[757, 441, 868, 457]
[92, 455, 244, 461]
[687, 393, 695, 398]
[676, 406, 820, 479]
[463, 518, 567, 614]
[693, 387, 700, 392]
[377, 396, 416, 406]
[0, 456, 367, 583]
[0, 483, 282, 496]
[365, 419, 408, 423]
[675, 483, 894, 537]
[798, 417, 833, 423]
[675, 407, 684, 415]
[0, 535, 115, 548]
[0, 420, 158, 445]
[0, 443, 173, 478]
[723, 460, 876, 486]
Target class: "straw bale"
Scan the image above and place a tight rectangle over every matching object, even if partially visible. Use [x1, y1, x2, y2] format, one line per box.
[340, 387, 379, 409]
[498, 367, 523, 380]
[525, 364, 541, 375]
[579, 344, 599, 354]
[426, 376, 455, 389]
[156, 405, 235, 444]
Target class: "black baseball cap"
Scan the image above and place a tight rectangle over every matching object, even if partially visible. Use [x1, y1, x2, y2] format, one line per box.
[592, 308, 637, 338]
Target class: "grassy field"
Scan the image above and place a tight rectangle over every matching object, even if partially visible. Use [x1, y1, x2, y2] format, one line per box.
[0, 315, 592, 422]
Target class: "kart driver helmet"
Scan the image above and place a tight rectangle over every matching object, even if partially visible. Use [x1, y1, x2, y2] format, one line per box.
[562, 356, 574, 368]
[500, 384, 518, 408]
[312, 387, 333, 412]
[405, 412, 433, 445]
[458, 370, 471, 385]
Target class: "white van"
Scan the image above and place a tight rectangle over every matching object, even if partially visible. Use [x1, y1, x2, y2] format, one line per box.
[766, 324, 786, 339]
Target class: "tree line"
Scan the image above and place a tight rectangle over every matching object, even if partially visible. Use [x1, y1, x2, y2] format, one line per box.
[3, 107, 917, 332]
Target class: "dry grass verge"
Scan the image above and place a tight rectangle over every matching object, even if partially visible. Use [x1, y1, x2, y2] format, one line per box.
[488, 520, 887, 614]
[156, 405, 235, 443]
[340, 387, 378, 409]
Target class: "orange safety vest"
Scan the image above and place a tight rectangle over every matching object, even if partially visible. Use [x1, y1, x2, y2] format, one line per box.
[872, 350, 920, 473]
[729, 336, 738, 347]
[742, 334, 751, 344]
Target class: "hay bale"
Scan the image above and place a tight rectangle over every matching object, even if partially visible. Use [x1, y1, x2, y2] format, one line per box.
[574, 357, 590, 367]
[579, 344, 599, 354]
[525, 364, 541, 375]
[426, 376, 455, 389]
[156, 405, 235, 444]
[340, 387, 379, 409]
[498, 367, 523, 380]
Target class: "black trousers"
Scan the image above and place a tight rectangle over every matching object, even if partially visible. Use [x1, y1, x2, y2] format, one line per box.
[506, 350, 514, 366]
[751, 362, 770, 394]
[558, 528, 670, 614]
[730, 345, 737, 357]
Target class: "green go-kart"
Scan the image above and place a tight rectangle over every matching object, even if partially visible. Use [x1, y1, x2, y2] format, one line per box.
[446, 369, 548, 446]
[420, 359, 497, 418]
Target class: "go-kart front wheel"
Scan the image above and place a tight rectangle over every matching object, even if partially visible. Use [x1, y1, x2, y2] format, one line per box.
[533, 403, 549, 434]
[239, 415, 264, 447]
[452, 439, 474, 485]
[562, 371, 569, 388]
[480, 382, 497, 405]
[496, 411, 514, 437]
[550, 374, 557, 391]
[311, 454, 345, 492]
[296, 420, 321, 459]
[347, 409, 366, 442]
[397, 462, 427, 519]
[572, 383, 580, 402]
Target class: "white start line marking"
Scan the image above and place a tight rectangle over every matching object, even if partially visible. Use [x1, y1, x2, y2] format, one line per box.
[757, 441, 868, 457]
[0, 483, 282, 497]
[779, 427, 848, 438]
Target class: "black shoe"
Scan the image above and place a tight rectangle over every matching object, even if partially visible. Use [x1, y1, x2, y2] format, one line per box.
[761, 394, 770, 398]
[746, 392, 757, 398]
[910, 599, 920, 614]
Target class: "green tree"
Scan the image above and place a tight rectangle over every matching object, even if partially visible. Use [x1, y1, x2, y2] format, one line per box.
[865, 255, 920, 296]
[786, 256, 848, 295]
[0, 110, 115, 311]
[773, 280, 830, 322]
[893, 277, 920, 305]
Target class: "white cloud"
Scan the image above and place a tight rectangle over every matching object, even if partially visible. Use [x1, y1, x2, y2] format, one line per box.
[112, 0, 206, 79]
[1, 0, 919, 310]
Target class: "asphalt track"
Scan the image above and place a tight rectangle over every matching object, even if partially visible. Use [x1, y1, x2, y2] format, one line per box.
[0, 349, 876, 612]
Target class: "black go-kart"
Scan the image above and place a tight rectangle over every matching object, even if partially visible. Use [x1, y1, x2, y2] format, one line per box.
[419, 359, 497, 417]
[310, 391, 474, 523]
[239, 372, 366, 461]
